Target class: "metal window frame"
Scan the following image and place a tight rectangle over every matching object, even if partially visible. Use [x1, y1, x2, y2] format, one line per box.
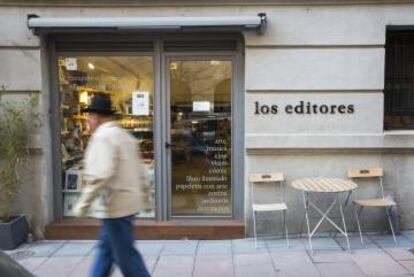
[47, 33, 245, 222]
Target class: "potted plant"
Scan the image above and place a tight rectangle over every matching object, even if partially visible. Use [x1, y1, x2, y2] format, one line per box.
[0, 85, 41, 250]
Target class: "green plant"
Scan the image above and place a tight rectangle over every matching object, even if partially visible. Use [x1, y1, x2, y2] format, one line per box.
[0, 85, 41, 222]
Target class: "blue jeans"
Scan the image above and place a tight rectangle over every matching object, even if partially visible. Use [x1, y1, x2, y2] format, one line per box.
[92, 215, 150, 277]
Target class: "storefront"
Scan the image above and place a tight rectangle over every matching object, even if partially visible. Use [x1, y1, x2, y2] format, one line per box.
[2, 1, 414, 239]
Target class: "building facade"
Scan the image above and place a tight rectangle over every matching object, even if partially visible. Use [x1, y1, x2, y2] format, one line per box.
[1, 0, 414, 239]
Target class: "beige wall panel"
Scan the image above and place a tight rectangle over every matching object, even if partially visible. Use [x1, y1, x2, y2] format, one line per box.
[245, 48, 385, 91]
[246, 93, 383, 134]
[0, 49, 41, 91]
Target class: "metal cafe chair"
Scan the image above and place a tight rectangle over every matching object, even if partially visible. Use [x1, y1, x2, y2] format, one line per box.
[349, 167, 398, 245]
[249, 173, 289, 248]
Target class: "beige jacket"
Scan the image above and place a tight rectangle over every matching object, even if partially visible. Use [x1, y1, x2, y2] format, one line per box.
[73, 121, 149, 218]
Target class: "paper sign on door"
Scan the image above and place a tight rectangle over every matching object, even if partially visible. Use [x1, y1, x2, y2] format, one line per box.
[132, 91, 150, 116]
[193, 101, 211, 112]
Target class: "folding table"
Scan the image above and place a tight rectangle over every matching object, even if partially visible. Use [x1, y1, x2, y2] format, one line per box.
[291, 177, 358, 254]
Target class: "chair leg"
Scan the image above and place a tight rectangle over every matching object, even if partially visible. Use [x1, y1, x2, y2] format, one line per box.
[354, 204, 365, 246]
[386, 207, 398, 245]
[283, 210, 290, 248]
[253, 210, 258, 248]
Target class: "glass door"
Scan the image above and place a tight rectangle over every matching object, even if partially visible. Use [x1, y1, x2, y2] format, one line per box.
[166, 58, 233, 217]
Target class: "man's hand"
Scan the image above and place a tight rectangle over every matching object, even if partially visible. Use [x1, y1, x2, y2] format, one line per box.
[73, 202, 89, 218]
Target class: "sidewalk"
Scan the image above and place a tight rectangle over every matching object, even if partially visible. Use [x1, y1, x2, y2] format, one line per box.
[6, 232, 414, 277]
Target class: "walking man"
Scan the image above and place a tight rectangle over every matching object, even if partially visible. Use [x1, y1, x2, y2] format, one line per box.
[74, 95, 151, 277]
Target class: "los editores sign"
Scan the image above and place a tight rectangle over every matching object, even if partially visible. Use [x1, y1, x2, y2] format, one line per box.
[254, 101, 355, 115]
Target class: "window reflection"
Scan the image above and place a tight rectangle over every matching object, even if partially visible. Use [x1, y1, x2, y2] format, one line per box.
[170, 60, 232, 216]
[58, 56, 155, 218]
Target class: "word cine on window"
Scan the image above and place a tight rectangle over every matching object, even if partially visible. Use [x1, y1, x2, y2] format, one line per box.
[254, 101, 355, 115]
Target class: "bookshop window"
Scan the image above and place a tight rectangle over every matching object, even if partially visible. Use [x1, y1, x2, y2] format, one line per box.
[384, 30, 414, 130]
[58, 56, 155, 218]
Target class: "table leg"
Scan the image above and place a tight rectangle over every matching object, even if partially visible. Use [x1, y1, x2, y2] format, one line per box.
[333, 191, 353, 239]
[337, 193, 351, 251]
[302, 191, 313, 254]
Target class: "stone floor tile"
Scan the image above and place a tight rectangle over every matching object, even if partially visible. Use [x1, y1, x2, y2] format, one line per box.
[136, 242, 164, 256]
[232, 239, 268, 254]
[161, 241, 198, 256]
[68, 256, 94, 277]
[271, 251, 321, 277]
[302, 237, 342, 251]
[34, 256, 83, 276]
[309, 250, 353, 263]
[17, 257, 48, 272]
[266, 238, 303, 252]
[30, 241, 67, 257]
[316, 262, 367, 277]
[372, 235, 414, 248]
[152, 268, 193, 277]
[334, 235, 377, 250]
[53, 242, 95, 256]
[156, 255, 195, 269]
[234, 263, 278, 277]
[381, 247, 414, 261]
[399, 260, 414, 273]
[193, 255, 233, 277]
[351, 248, 408, 276]
[234, 253, 273, 266]
[197, 240, 232, 255]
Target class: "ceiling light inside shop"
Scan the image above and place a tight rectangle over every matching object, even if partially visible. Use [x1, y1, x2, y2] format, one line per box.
[87, 63, 95, 70]
[210, 61, 220, 66]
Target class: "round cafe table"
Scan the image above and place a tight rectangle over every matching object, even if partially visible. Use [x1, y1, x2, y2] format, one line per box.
[291, 177, 358, 254]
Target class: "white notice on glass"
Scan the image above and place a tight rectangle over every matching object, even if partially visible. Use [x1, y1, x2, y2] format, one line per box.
[193, 101, 210, 112]
[65, 58, 78, 71]
[132, 91, 149, 116]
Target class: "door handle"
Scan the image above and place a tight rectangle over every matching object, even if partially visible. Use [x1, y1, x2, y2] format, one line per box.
[165, 142, 176, 149]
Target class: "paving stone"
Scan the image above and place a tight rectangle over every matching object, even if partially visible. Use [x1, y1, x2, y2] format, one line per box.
[234, 253, 273, 266]
[53, 242, 95, 257]
[309, 250, 353, 263]
[161, 241, 198, 256]
[270, 251, 321, 277]
[30, 241, 66, 257]
[316, 262, 367, 277]
[372, 235, 413, 248]
[335, 235, 378, 250]
[381, 247, 414, 261]
[351, 248, 408, 276]
[68, 256, 94, 277]
[197, 240, 232, 255]
[193, 255, 233, 277]
[156, 255, 195, 270]
[34, 256, 83, 276]
[17, 257, 48, 272]
[232, 239, 268, 254]
[266, 238, 304, 252]
[399, 260, 414, 273]
[234, 263, 278, 277]
[152, 268, 193, 277]
[302, 237, 342, 251]
[136, 242, 164, 256]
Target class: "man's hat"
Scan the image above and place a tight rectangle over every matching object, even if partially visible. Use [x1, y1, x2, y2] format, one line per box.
[82, 95, 116, 115]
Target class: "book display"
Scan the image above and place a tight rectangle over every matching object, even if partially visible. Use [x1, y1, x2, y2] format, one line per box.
[58, 56, 155, 218]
